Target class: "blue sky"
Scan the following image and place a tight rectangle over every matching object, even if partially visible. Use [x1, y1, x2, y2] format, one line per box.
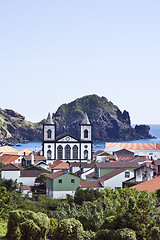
[0, 1, 160, 124]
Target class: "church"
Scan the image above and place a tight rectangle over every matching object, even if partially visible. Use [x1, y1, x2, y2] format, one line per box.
[42, 113, 93, 163]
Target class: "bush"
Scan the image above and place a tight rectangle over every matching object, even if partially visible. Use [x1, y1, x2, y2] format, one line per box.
[6, 210, 50, 240]
[114, 228, 136, 240]
[94, 228, 136, 240]
[47, 218, 58, 239]
[56, 218, 95, 240]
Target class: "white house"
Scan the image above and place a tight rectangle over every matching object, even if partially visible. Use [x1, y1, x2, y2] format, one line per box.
[105, 142, 160, 160]
[98, 169, 134, 189]
[1, 164, 49, 186]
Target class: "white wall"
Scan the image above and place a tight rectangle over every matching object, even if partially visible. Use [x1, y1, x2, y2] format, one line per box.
[19, 177, 37, 186]
[46, 189, 75, 199]
[2, 170, 20, 181]
[103, 170, 134, 189]
[81, 168, 94, 180]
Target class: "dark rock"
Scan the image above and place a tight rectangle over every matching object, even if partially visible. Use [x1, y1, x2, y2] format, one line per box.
[0, 95, 154, 144]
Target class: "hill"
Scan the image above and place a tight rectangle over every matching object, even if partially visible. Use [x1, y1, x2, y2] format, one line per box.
[0, 95, 152, 145]
[0, 109, 42, 145]
[53, 94, 152, 141]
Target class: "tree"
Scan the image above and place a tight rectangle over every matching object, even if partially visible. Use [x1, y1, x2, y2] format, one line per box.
[35, 173, 49, 187]
[6, 210, 50, 240]
[56, 218, 95, 240]
[0, 186, 10, 216]
[0, 178, 17, 191]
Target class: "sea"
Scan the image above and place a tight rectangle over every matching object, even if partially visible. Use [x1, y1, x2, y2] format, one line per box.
[13, 124, 160, 152]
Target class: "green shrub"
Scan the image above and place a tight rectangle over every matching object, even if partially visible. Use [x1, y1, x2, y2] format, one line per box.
[6, 210, 50, 240]
[56, 218, 95, 240]
[94, 229, 114, 240]
[114, 228, 136, 240]
[95, 228, 136, 240]
[47, 218, 58, 239]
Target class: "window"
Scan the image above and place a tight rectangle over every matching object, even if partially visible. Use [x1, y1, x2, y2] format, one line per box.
[71, 179, 75, 183]
[47, 129, 52, 138]
[84, 150, 88, 160]
[65, 145, 71, 159]
[58, 179, 62, 183]
[47, 150, 52, 160]
[48, 145, 51, 148]
[84, 129, 88, 138]
[125, 171, 130, 178]
[73, 145, 78, 159]
[57, 145, 63, 160]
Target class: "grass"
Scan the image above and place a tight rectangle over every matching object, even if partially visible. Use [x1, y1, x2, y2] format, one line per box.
[0, 218, 8, 239]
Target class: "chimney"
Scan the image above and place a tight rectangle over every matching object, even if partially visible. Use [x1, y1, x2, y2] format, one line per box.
[154, 143, 157, 150]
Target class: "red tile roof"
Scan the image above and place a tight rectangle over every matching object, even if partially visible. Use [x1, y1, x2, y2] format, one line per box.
[118, 157, 134, 161]
[20, 169, 48, 177]
[23, 156, 46, 161]
[131, 175, 160, 192]
[47, 171, 65, 180]
[80, 181, 103, 188]
[105, 142, 160, 151]
[0, 154, 20, 164]
[96, 162, 139, 168]
[70, 162, 94, 168]
[49, 162, 69, 170]
[98, 169, 126, 181]
[19, 149, 33, 154]
[1, 163, 20, 171]
[0, 146, 18, 154]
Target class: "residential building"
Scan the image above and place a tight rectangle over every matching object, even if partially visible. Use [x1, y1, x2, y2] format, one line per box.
[105, 142, 160, 160]
[46, 172, 80, 199]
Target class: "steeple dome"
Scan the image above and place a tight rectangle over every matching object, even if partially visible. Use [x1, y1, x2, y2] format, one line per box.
[46, 112, 54, 124]
[81, 113, 90, 125]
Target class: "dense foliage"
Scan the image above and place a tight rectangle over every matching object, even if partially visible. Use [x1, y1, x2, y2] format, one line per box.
[1, 185, 160, 239]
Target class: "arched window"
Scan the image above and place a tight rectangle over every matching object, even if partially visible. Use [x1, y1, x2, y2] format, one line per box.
[47, 129, 52, 138]
[73, 145, 78, 159]
[47, 150, 52, 160]
[65, 145, 71, 159]
[84, 150, 88, 160]
[57, 145, 63, 160]
[84, 129, 88, 138]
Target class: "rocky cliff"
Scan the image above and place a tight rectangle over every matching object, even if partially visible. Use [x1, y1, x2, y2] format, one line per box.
[53, 95, 152, 141]
[0, 95, 153, 145]
[0, 109, 42, 145]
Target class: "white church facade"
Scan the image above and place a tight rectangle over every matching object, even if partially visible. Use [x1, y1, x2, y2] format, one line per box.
[42, 113, 93, 163]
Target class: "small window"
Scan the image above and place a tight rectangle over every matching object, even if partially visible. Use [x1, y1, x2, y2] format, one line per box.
[84, 129, 88, 138]
[48, 145, 51, 148]
[47, 129, 52, 138]
[58, 179, 62, 183]
[71, 179, 75, 183]
[125, 171, 130, 178]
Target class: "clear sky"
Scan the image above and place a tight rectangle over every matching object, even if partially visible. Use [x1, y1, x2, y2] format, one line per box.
[0, 1, 160, 124]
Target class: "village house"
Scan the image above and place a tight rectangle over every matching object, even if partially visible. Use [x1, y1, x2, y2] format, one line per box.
[105, 142, 160, 160]
[48, 160, 69, 173]
[46, 171, 80, 199]
[1, 164, 48, 186]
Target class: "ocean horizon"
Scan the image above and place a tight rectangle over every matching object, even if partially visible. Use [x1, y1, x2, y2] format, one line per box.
[13, 124, 160, 152]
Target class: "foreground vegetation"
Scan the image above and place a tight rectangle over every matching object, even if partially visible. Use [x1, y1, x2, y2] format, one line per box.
[1, 179, 160, 240]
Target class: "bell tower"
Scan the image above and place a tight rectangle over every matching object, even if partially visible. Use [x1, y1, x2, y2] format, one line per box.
[80, 113, 92, 161]
[43, 113, 56, 162]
